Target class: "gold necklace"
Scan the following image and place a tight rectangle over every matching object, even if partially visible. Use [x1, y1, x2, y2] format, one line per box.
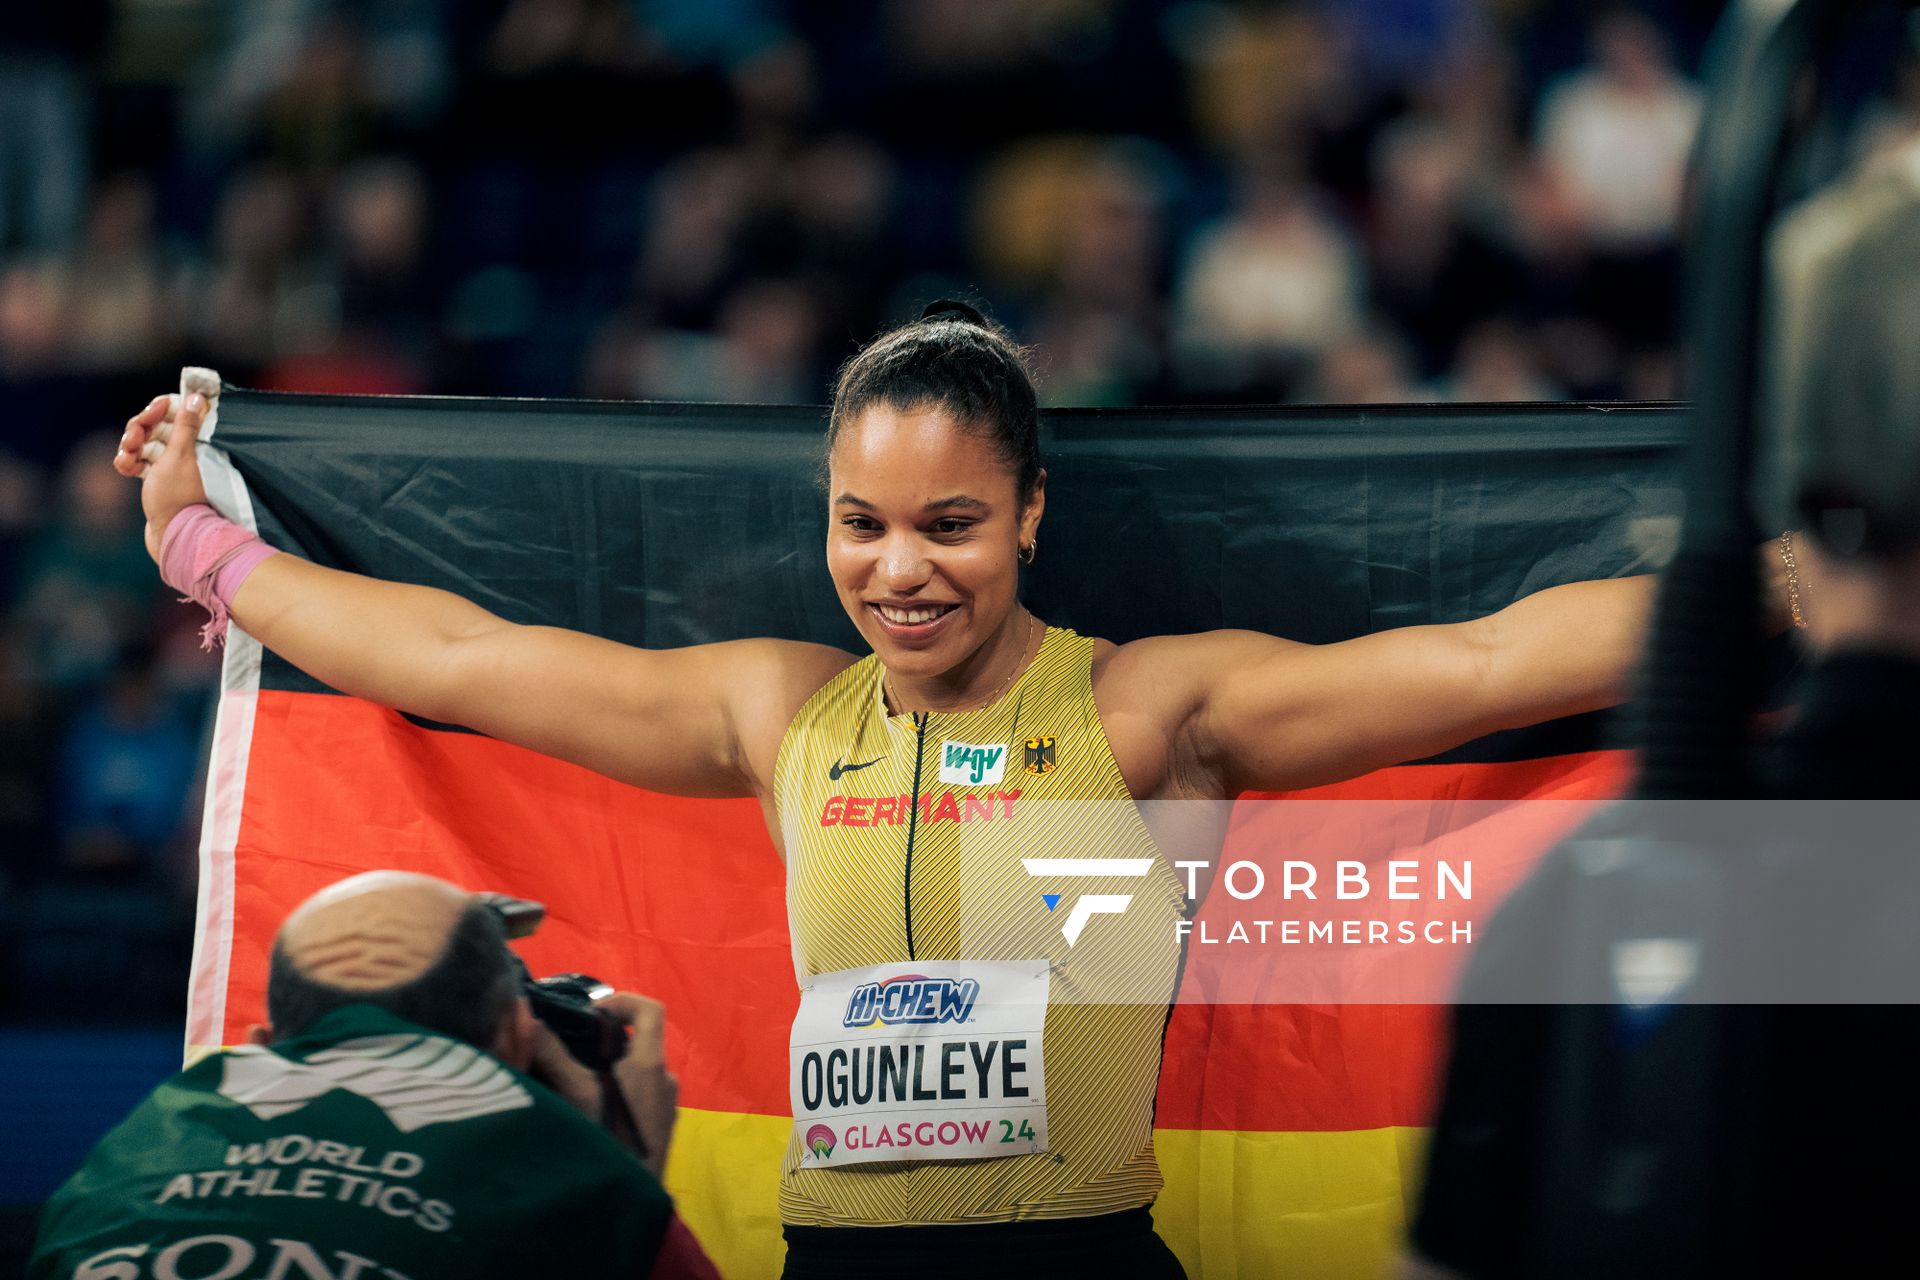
[886, 611, 1036, 717]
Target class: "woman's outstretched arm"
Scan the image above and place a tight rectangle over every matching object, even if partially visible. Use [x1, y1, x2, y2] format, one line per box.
[1107, 575, 1656, 798]
[118, 392, 851, 799]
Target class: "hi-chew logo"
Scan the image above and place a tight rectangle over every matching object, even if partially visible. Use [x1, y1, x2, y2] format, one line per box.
[843, 974, 982, 1027]
[938, 740, 1006, 785]
[1023, 858, 1156, 945]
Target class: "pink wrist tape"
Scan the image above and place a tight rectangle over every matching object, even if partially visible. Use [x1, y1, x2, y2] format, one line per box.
[159, 503, 279, 649]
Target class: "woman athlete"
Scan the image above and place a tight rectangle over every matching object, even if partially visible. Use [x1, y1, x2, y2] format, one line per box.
[119, 304, 1662, 1276]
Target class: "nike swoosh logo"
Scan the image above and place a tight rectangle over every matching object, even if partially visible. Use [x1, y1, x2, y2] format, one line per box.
[828, 757, 882, 780]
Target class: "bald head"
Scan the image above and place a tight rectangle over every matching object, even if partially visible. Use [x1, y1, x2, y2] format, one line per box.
[266, 871, 521, 1048]
[280, 870, 473, 990]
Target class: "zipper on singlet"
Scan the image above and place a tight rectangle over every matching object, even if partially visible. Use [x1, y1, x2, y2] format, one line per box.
[903, 711, 928, 960]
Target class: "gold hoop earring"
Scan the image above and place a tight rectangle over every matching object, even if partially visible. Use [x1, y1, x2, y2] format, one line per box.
[1018, 540, 1037, 566]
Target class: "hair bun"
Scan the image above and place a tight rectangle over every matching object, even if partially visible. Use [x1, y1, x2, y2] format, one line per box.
[919, 298, 986, 326]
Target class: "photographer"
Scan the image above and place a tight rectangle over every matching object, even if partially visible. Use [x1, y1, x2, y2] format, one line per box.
[30, 871, 720, 1279]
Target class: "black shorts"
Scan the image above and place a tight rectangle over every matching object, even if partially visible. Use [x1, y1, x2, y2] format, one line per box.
[781, 1207, 1187, 1279]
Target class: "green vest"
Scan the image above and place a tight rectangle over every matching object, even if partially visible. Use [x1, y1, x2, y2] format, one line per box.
[31, 1005, 672, 1280]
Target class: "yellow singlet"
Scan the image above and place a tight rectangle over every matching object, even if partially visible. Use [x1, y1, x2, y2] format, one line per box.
[773, 626, 1187, 1226]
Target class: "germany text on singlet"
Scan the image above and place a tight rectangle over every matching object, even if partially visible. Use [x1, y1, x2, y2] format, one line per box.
[773, 627, 1187, 1226]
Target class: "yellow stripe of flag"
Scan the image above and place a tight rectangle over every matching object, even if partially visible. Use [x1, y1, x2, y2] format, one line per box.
[664, 1108, 1428, 1278]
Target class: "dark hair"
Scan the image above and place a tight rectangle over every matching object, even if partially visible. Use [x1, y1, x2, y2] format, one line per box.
[825, 300, 1043, 504]
[267, 901, 519, 1048]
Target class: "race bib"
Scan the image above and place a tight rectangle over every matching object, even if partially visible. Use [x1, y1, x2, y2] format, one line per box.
[790, 959, 1049, 1167]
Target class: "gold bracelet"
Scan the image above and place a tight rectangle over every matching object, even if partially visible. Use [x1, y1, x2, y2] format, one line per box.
[1779, 530, 1807, 629]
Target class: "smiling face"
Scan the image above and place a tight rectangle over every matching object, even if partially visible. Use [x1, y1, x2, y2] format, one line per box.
[827, 403, 1044, 688]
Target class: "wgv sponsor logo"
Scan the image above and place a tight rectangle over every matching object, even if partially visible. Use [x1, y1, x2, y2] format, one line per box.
[938, 740, 1006, 786]
[843, 974, 982, 1027]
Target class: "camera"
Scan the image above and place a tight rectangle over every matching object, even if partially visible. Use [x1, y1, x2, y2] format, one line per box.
[526, 972, 630, 1071]
[477, 893, 631, 1071]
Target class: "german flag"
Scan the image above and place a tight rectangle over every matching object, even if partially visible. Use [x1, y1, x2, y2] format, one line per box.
[185, 387, 1679, 1276]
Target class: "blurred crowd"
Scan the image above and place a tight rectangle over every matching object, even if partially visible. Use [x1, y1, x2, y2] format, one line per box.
[3, 0, 1918, 1021]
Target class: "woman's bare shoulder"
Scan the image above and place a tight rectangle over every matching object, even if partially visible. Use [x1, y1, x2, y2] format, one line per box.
[727, 638, 860, 790]
[727, 638, 860, 722]
[1088, 634, 1217, 799]
[1091, 630, 1294, 701]
[1090, 631, 1309, 800]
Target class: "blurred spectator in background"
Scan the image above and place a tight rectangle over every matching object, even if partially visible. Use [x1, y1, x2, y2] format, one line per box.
[186, 165, 321, 373]
[332, 159, 432, 339]
[1175, 164, 1365, 400]
[66, 175, 172, 376]
[1442, 319, 1563, 402]
[1537, 10, 1700, 254]
[187, 0, 450, 173]
[53, 639, 196, 881]
[974, 138, 1173, 404]
[255, 157, 433, 394]
[11, 437, 161, 694]
[0, 263, 86, 458]
[1535, 9, 1701, 352]
[0, 6, 108, 255]
[1367, 117, 1524, 380]
[1307, 327, 1427, 404]
[594, 275, 823, 402]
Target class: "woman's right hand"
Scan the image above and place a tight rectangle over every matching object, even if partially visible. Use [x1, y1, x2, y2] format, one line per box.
[114, 391, 210, 563]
